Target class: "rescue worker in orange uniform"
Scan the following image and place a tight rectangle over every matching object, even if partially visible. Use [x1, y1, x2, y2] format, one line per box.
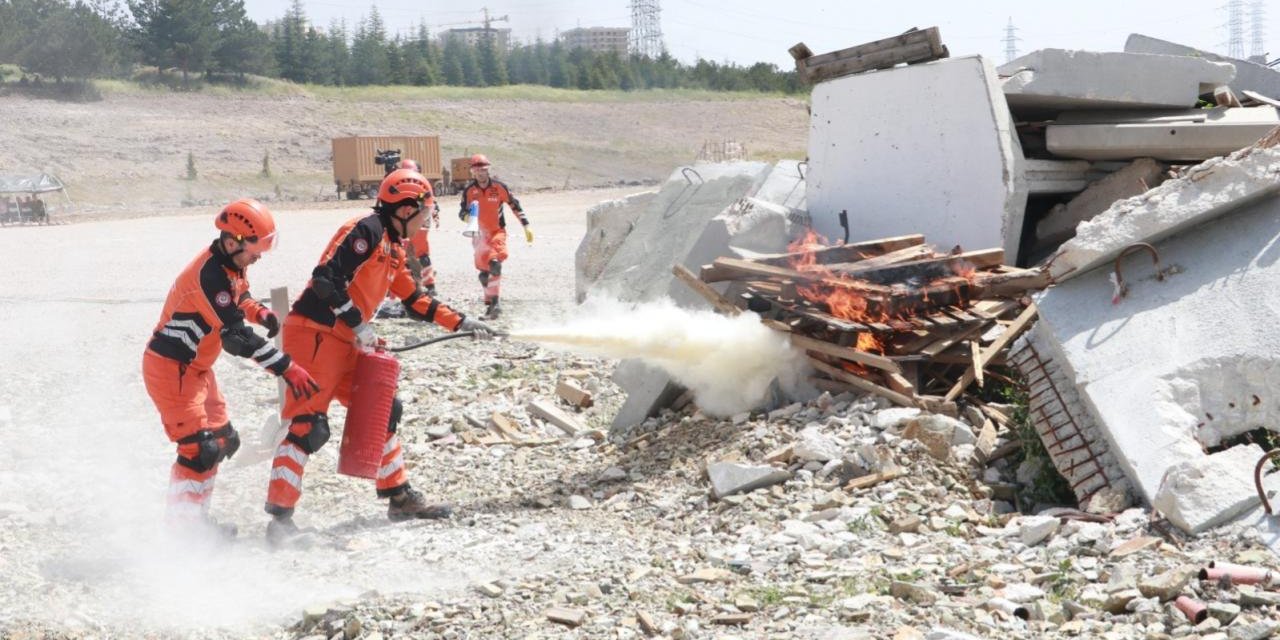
[458, 154, 531, 320]
[400, 159, 440, 295]
[143, 199, 321, 539]
[264, 168, 496, 545]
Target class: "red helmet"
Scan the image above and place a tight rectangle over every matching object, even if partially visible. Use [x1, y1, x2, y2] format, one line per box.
[215, 198, 277, 251]
[378, 168, 434, 208]
[469, 153, 490, 168]
[399, 158, 419, 171]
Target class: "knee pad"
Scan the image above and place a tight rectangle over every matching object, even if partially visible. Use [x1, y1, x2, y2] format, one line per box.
[488, 259, 502, 276]
[419, 255, 431, 268]
[388, 397, 403, 434]
[176, 423, 240, 472]
[285, 414, 331, 454]
[478, 271, 490, 286]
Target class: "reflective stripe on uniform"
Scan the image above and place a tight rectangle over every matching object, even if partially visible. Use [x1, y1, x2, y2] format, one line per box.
[276, 442, 309, 468]
[164, 318, 208, 340]
[168, 478, 215, 497]
[269, 466, 303, 488]
[377, 457, 404, 480]
[159, 327, 200, 352]
[382, 435, 400, 456]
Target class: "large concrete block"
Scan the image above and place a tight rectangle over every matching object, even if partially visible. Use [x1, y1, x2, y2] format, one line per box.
[806, 55, 1027, 257]
[574, 190, 656, 302]
[1152, 444, 1265, 534]
[1046, 106, 1280, 162]
[1025, 159, 1093, 194]
[1032, 169, 1280, 530]
[999, 49, 1234, 115]
[1048, 143, 1280, 282]
[1126, 33, 1280, 99]
[1036, 158, 1167, 245]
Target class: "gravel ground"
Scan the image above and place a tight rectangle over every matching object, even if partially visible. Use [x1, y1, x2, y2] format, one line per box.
[4, 187, 1280, 640]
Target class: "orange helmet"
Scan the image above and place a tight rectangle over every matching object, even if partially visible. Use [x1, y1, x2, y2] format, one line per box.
[378, 168, 434, 208]
[469, 153, 490, 168]
[399, 158, 419, 171]
[215, 198, 277, 251]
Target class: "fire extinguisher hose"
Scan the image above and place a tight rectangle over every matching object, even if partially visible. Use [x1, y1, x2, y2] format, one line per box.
[387, 331, 477, 353]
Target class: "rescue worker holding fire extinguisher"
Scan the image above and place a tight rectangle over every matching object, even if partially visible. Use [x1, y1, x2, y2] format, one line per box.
[143, 198, 321, 540]
[263, 167, 495, 546]
[458, 153, 531, 320]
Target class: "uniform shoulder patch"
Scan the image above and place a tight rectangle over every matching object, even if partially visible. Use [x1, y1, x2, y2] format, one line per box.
[215, 291, 233, 307]
[353, 237, 370, 255]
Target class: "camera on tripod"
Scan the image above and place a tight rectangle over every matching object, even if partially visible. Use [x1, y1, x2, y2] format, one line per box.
[373, 148, 402, 176]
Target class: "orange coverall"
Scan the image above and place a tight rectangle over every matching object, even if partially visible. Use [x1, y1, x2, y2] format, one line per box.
[458, 179, 526, 304]
[265, 212, 465, 517]
[144, 241, 291, 523]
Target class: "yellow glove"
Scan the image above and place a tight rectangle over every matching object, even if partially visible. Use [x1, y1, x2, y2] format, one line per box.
[524, 226, 534, 245]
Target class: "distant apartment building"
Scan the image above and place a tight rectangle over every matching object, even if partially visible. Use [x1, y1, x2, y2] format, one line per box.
[440, 27, 512, 52]
[560, 27, 631, 55]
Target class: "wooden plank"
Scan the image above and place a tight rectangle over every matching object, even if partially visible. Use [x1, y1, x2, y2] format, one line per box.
[972, 268, 1052, 297]
[803, 28, 944, 67]
[944, 303, 1039, 401]
[555, 378, 595, 408]
[809, 357, 918, 408]
[701, 257, 892, 296]
[825, 244, 935, 272]
[845, 468, 907, 491]
[920, 322, 988, 358]
[270, 287, 289, 407]
[788, 332, 902, 374]
[527, 399, 585, 437]
[805, 41, 945, 83]
[752, 233, 925, 267]
[886, 372, 916, 396]
[490, 412, 526, 442]
[836, 248, 1005, 286]
[969, 341, 984, 387]
[672, 264, 741, 316]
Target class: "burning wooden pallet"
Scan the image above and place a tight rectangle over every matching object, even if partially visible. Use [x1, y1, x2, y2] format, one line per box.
[675, 233, 1050, 414]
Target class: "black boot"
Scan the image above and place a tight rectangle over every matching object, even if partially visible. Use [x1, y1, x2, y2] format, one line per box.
[388, 487, 453, 521]
[483, 296, 501, 320]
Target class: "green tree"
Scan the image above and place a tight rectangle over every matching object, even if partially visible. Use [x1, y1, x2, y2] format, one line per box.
[128, 0, 219, 87]
[477, 33, 505, 86]
[15, 2, 116, 82]
[349, 6, 389, 84]
[325, 19, 350, 85]
[212, 0, 267, 78]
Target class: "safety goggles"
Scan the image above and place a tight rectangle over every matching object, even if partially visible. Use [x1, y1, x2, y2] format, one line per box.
[240, 230, 278, 253]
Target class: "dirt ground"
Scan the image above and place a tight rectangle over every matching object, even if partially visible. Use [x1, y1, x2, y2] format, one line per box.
[0, 186, 648, 637]
[0, 90, 808, 212]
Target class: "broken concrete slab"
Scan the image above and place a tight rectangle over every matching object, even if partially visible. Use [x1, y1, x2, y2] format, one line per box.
[1048, 137, 1280, 282]
[598, 162, 804, 432]
[1126, 33, 1280, 99]
[707, 462, 791, 499]
[1027, 143, 1280, 526]
[999, 49, 1234, 115]
[806, 55, 1027, 257]
[751, 159, 808, 212]
[574, 190, 656, 302]
[1153, 444, 1266, 534]
[1046, 106, 1280, 162]
[1036, 157, 1168, 245]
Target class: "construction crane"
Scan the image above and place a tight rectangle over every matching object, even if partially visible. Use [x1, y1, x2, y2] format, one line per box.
[431, 7, 509, 32]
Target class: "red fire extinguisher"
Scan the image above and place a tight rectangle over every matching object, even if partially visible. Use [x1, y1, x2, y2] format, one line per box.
[340, 347, 400, 479]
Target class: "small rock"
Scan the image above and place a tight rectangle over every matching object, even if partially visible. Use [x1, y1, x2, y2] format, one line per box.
[795, 427, 843, 462]
[1207, 602, 1241, 625]
[568, 495, 592, 510]
[734, 595, 759, 612]
[1229, 620, 1280, 640]
[476, 582, 504, 598]
[425, 424, 453, 439]
[873, 408, 921, 430]
[890, 581, 938, 605]
[1109, 536, 1161, 557]
[600, 466, 628, 482]
[890, 515, 922, 534]
[343, 617, 361, 639]
[711, 613, 751, 626]
[546, 607, 586, 628]
[1137, 566, 1190, 602]
[1018, 515, 1059, 546]
[707, 462, 791, 499]
[677, 568, 735, 584]
[1239, 585, 1280, 607]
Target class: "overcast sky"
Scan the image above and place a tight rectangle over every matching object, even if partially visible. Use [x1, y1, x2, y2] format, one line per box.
[241, 0, 1276, 68]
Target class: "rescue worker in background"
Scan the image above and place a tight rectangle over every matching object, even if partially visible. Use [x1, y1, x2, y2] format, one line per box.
[399, 159, 440, 296]
[458, 153, 531, 320]
[143, 199, 321, 539]
[264, 168, 496, 546]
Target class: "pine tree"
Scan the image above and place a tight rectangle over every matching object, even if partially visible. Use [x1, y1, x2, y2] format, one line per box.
[477, 33, 506, 86]
[186, 151, 198, 180]
[128, 0, 219, 87]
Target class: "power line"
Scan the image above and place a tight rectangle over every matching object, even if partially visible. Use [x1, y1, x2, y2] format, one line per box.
[1251, 0, 1267, 60]
[1227, 0, 1246, 59]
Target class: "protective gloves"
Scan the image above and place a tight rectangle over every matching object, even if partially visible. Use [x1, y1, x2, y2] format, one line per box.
[281, 362, 320, 399]
[458, 317, 497, 340]
[523, 225, 534, 245]
[256, 308, 281, 338]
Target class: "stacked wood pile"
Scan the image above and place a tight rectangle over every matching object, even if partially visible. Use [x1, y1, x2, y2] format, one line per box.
[673, 233, 1051, 416]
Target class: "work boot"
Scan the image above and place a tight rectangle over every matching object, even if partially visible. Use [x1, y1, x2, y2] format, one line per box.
[388, 487, 453, 521]
[424, 284, 437, 297]
[266, 515, 314, 549]
[482, 298, 501, 320]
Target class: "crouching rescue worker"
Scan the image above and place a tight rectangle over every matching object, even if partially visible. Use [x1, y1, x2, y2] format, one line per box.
[264, 167, 496, 546]
[143, 199, 321, 539]
[458, 154, 531, 320]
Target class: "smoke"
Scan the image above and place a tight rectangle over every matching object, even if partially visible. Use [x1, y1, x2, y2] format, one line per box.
[511, 297, 810, 416]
